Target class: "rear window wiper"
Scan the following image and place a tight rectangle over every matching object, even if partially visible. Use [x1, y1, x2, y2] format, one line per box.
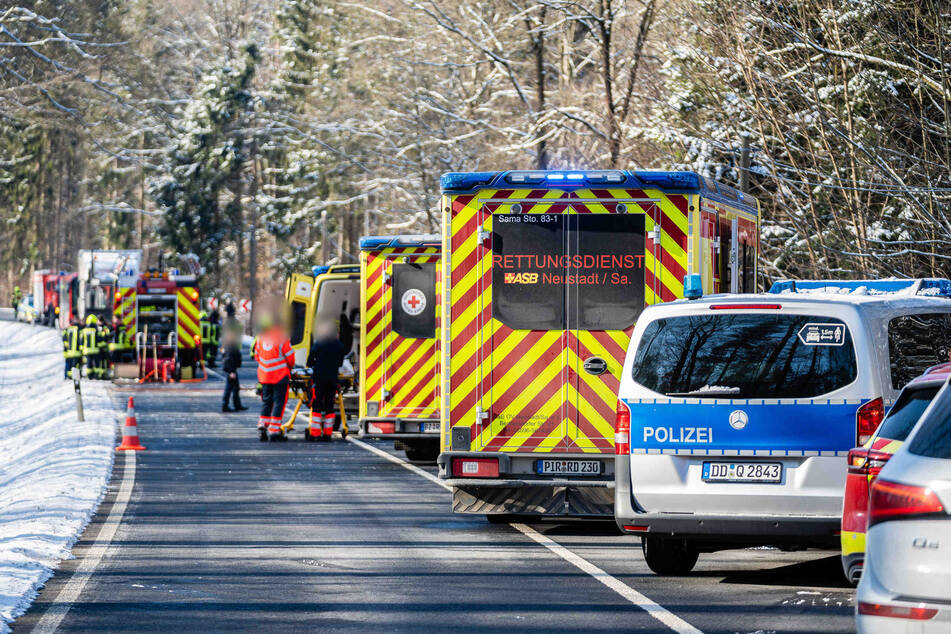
[666, 388, 742, 397]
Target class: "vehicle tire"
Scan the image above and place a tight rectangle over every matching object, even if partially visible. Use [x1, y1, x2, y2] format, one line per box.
[403, 440, 439, 462]
[641, 536, 699, 576]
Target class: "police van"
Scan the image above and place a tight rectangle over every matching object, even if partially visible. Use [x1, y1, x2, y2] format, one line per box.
[615, 278, 951, 574]
[437, 170, 760, 518]
[358, 235, 442, 461]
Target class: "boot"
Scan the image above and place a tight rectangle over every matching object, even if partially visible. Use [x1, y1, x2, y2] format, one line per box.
[222, 405, 233, 412]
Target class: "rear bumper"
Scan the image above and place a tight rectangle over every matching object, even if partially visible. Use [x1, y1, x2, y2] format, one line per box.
[615, 454, 840, 546]
[440, 451, 614, 517]
[358, 417, 440, 440]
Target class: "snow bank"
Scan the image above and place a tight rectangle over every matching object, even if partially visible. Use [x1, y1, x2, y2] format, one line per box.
[0, 322, 118, 632]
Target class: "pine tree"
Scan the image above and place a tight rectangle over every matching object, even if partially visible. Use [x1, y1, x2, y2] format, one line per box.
[151, 44, 261, 279]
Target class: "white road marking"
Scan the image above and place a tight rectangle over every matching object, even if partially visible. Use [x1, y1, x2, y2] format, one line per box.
[346, 436, 449, 489]
[346, 437, 703, 634]
[511, 523, 702, 634]
[31, 451, 137, 634]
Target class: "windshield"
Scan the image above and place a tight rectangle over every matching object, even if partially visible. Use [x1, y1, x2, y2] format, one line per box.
[632, 313, 857, 399]
[908, 383, 951, 459]
[875, 384, 941, 442]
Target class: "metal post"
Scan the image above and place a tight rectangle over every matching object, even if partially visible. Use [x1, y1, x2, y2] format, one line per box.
[739, 133, 751, 193]
[320, 209, 328, 263]
[248, 220, 257, 335]
[71, 366, 84, 421]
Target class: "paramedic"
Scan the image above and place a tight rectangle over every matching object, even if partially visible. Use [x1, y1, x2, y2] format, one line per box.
[306, 320, 346, 441]
[254, 313, 294, 441]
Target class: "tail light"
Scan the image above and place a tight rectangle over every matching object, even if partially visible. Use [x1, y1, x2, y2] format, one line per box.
[615, 399, 631, 455]
[452, 458, 499, 478]
[868, 479, 945, 527]
[857, 602, 938, 620]
[846, 448, 891, 477]
[856, 397, 884, 445]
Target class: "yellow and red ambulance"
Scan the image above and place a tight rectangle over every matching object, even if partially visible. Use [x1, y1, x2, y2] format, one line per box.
[285, 264, 361, 367]
[359, 235, 442, 461]
[437, 170, 760, 517]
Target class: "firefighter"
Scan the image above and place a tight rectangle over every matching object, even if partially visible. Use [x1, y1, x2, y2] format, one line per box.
[108, 318, 132, 363]
[97, 318, 111, 380]
[11, 285, 22, 309]
[254, 314, 294, 442]
[199, 311, 214, 367]
[306, 320, 346, 441]
[81, 315, 101, 379]
[207, 307, 221, 368]
[62, 320, 82, 379]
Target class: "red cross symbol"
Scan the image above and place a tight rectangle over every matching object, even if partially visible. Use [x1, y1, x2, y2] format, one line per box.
[407, 294, 421, 309]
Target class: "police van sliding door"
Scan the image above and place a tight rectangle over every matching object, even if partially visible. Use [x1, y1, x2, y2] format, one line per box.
[565, 206, 646, 452]
[381, 260, 437, 419]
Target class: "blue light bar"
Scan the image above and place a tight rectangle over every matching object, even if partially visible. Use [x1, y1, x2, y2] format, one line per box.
[769, 278, 951, 298]
[635, 172, 701, 190]
[440, 172, 495, 191]
[683, 274, 703, 300]
[312, 265, 330, 276]
[359, 234, 441, 250]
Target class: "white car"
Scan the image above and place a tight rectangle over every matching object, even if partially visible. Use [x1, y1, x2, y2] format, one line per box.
[614, 278, 951, 575]
[856, 378, 951, 632]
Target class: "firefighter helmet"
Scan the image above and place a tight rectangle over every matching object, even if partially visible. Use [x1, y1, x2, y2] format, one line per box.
[199, 311, 208, 320]
[85, 314, 99, 326]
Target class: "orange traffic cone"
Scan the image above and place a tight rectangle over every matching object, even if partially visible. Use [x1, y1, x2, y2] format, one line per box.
[116, 396, 146, 451]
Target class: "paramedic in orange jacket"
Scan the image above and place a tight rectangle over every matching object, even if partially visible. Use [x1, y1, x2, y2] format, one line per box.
[253, 315, 295, 442]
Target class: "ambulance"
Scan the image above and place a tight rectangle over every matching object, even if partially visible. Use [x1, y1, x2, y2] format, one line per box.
[285, 264, 361, 367]
[358, 235, 442, 461]
[436, 170, 760, 518]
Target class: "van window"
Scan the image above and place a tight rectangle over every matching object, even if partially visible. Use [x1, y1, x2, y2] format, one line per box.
[391, 262, 436, 339]
[492, 213, 645, 331]
[888, 313, 951, 389]
[288, 301, 307, 346]
[908, 385, 951, 459]
[632, 313, 857, 398]
[875, 384, 940, 442]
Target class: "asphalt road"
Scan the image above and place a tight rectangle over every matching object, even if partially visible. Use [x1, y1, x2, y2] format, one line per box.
[16, 374, 856, 633]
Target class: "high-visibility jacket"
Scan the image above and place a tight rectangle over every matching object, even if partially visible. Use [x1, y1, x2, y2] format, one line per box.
[80, 326, 99, 355]
[255, 330, 293, 384]
[97, 326, 111, 353]
[109, 327, 132, 352]
[63, 326, 82, 359]
[200, 319, 212, 347]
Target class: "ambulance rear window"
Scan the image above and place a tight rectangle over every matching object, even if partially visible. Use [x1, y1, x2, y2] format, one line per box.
[492, 212, 645, 331]
[391, 262, 436, 339]
[632, 313, 857, 398]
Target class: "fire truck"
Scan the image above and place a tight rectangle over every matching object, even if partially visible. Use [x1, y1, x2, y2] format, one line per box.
[31, 269, 62, 326]
[129, 270, 204, 381]
[64, 249, 143, 326]
[436, 170, 760, 518]
[358, 235, 441, 461]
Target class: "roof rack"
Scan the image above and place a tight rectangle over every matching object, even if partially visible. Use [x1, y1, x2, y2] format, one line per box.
[768, 278, 951, 298]
[359, 234, 441, 250]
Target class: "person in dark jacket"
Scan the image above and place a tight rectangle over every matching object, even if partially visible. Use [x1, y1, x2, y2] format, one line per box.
[221, 328, 248, 412]
[306, 321, 346, 440]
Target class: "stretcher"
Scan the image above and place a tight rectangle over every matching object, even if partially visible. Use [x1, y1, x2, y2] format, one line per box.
[281, 367, 349, 439]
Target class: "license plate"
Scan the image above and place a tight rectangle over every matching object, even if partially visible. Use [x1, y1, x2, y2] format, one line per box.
[702, 462, 782, 483]
[422, 422, 440, 433]
[536, 459, 601, 476]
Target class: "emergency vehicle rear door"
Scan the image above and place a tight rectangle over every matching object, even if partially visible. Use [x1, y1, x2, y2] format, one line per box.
[565, 202, 649, 452]
[482, 206, 569, 451]
[381, 260, 437, 418]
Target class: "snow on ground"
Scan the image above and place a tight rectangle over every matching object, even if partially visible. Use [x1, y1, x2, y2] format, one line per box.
[0, 322, 118, 632]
